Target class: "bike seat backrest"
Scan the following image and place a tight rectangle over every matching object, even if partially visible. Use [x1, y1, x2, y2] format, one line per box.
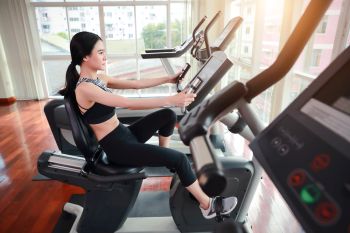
[44, 99, 81, 155]
[64, 95, 101, 165]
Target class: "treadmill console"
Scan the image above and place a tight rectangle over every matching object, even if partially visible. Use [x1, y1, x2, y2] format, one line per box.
[250, 46, 350, 233]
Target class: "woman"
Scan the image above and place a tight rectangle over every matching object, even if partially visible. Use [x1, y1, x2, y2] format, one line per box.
[60, 31, 237, 219]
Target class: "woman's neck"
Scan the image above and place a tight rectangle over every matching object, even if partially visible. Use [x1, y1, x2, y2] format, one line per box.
[80, 66, 98, 79]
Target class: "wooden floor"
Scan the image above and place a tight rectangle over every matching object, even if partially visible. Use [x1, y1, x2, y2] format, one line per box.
[0, 100, 304, 233]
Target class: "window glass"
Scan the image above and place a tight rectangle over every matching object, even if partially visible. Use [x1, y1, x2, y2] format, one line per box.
[65, 0, 97, 2]
[260, 0, 284, 67]
[228, 0, 284, 125]
[286, 0, 343, 105]
[67, 7, 100, 38]
[170, 3, 188, 47]
[228, 1, 255, 64]
[139, 59, 169, 96]
[43, 60, 70, 96]
[136, 5, 167, 53]
[107, 58, 138, 96]
[31, 0, 63, 2]
[104, 6, 136, 54]
[35, 7, 69, 55]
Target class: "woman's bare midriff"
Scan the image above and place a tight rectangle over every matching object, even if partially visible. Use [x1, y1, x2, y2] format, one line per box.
[89, 115, 120, 141]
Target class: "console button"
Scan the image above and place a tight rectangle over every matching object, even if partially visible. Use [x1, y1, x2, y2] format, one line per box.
[278, 144, 289, 156]
[271, 137, 282, 147]
[311, 154, 331, 172]
[314, 202, 338, 223]
[300, 184, 321, 204]
[289, 170, 306, 187]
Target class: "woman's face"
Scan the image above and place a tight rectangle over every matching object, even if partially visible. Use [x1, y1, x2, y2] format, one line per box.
[84, 40, 106, 71]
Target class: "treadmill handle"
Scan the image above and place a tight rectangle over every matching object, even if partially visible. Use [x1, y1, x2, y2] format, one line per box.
[203, 11, 221, 58]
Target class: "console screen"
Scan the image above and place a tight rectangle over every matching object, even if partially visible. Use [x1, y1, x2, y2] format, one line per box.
[301, 61, 350, 143]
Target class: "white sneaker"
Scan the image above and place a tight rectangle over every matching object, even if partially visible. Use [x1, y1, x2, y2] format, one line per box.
[200, 196, 238, 219]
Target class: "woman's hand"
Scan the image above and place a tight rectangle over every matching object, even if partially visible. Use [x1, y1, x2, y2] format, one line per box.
[170, 90, 196, 107]
[168, 71, 183, 84]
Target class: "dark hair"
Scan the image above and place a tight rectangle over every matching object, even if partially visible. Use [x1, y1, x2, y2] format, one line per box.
[59, 31, 102, 96]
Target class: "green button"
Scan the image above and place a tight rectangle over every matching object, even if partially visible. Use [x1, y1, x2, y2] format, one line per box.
[300, 184, 321, 204]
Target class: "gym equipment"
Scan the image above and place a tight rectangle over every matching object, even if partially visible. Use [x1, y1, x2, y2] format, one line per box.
[176, 0, 333, 232]
[250, 45, 350, 233]
[176, 62, 191, 93]
[214, 20, 349, 233]
[140, 16, 206, 75]
[38, 95, 146, 233]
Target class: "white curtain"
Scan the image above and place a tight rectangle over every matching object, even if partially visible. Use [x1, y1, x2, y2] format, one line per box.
[0, 0, 47, 100]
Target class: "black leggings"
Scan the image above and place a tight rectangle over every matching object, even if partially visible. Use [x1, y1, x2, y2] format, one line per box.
[99, 108, 196, 187]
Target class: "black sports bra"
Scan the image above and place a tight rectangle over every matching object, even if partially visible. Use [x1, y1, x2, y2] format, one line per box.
[76, 77, 116, 124]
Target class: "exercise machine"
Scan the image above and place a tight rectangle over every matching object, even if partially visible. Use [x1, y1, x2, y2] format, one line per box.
[175, 0, 333, 232]
[215, 27, 350, 233]
[140, 16, 206, 75]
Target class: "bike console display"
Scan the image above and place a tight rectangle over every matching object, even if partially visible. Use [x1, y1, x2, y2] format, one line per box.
[250, 46, 350, 233]
[184, 51, 232, 111]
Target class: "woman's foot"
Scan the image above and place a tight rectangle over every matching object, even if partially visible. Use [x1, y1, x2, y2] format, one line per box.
[200, 196, 238, 219]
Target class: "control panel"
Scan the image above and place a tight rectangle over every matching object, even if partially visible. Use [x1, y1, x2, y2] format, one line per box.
[250, 46, 350, 233]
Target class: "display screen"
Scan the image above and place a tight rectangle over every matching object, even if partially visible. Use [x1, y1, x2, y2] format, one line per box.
[301, 61, 350, 143]
[185, 56, 222, 90]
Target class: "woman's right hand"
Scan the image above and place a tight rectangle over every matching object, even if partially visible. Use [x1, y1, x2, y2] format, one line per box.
[170, 90, 196, 107]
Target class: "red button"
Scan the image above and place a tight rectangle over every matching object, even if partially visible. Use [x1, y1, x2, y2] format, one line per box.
[314, 202, 338, 223]
[289, 170, 306, 187]
[311, 154, 330, 172]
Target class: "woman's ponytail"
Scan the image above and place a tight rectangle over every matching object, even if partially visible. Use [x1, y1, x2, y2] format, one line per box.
[59, 62, 79, 96]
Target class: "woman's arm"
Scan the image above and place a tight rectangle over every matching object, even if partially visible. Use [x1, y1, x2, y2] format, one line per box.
[100, 73, 180, 90]
[76, 82, 195, 110]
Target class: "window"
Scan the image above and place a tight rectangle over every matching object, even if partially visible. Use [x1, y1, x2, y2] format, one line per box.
[104, 6, 135, 54]
[317, 16, 328, 34]
[136, 5, 167, 53]
[228, 0, 285, 125]
[35, 7, 69, 55]
[287, 0, 345, 106]
[311, 49, 322, 67]
[247, 6, 252, 16]
[243, 46, 249, 53]
[67, 7, 100, 38]
[31, 0, 191, 96]
[69, 17, 79, 21]
[42, 24, 50, 33]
